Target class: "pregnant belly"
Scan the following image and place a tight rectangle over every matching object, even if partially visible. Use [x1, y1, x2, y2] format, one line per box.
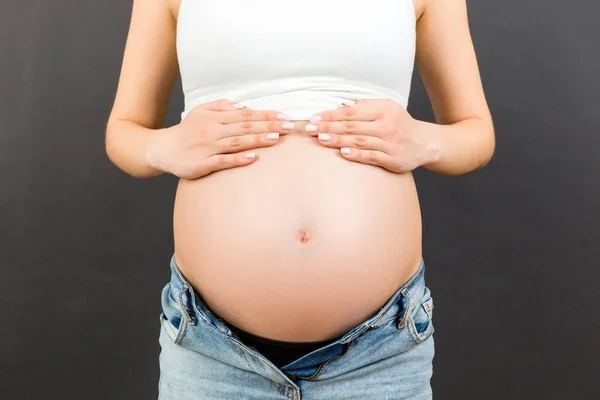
[172, 120, 423, 342]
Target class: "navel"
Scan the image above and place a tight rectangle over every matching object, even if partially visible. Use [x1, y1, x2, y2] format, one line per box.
[296, 228, 312, 245]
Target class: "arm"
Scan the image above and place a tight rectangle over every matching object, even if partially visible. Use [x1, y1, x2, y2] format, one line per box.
[105, 0, 179, 179]
[414, 0, 495, 176]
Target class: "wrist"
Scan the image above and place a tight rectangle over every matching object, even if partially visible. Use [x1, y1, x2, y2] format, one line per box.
[416, 120, 443, 168]
[145, 127, 172, 175]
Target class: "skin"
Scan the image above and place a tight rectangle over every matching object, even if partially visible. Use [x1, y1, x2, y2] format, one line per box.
[106, 0, 494, 178]
[304, 0, 495, 176]
[105, 0, 494, 340]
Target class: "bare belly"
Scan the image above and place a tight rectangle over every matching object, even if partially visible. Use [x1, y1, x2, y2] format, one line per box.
[172, 120, 423, 342]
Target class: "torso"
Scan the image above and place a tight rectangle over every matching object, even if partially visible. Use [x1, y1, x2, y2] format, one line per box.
[169, 0, 426, 342]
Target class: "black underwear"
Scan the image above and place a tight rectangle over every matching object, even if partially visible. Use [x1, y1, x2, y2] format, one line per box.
[221, 318, 340, 368]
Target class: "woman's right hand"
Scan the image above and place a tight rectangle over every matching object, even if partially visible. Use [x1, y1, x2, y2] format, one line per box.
[145, 98, 294, 179]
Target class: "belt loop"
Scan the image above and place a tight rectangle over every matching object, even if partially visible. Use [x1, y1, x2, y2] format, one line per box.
[178, 284, 197, 325]
[397, 288, 410, 329]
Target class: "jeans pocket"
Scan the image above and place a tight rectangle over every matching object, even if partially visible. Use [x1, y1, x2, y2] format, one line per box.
[159, 282, 190, 344]
[407, 286, 434, 344]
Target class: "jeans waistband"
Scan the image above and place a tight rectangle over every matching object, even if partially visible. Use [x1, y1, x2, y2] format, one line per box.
[166, 253, 427, 343]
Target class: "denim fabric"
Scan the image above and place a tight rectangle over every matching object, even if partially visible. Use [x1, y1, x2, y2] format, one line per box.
[158, 253, 435, 399]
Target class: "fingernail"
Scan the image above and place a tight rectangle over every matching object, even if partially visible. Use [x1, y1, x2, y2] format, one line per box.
[244, 152, 256, 159]
[318, 133, 331, 141]
[282, 122, 295, 130]
[341, 148, 352, 155]
[266, 132, 279, 141]
[305, 124, 318, 132]
[310, 115, 323, 124]
[277, 113, 293, 121]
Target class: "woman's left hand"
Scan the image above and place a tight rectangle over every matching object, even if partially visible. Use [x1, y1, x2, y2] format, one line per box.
[307, 98, 439, 173]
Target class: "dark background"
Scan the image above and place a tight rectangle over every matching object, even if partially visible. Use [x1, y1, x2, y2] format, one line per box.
[1, 0, 598, 399]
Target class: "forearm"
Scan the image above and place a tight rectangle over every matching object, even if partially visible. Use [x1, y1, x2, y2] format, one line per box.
[419, 118, 495, 176]
[105, 119, 169, 179]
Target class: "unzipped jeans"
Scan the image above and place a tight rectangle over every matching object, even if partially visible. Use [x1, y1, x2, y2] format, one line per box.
[158, 253, 435, 399]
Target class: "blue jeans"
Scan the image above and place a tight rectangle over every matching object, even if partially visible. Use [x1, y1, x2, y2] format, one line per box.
[158, 253, 435, 399]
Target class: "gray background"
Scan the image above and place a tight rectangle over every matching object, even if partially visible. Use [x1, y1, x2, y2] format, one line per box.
[1, 0, 598, 399]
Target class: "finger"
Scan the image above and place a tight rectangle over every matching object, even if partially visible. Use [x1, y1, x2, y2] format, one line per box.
[316, 132, 390, 153]
[304, 120, 377, 137]
[204, 151, 257, 174]
[218, 120, 295, 139]
[216, 107, 293, 125]
[339, 148, 391, 167]
[189, 98, 269, 113]
[214, 131, 283, 154]
[310, 99, 383, 122]
[193, 98, 241, 112]
[184, 99, 245, 122]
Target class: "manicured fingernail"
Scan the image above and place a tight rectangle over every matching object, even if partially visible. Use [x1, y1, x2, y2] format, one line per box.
[318, 133, 331, 141]
[277, 113, 293, 121]
[266, 132, 279, 141]
[305, 124, 318, 132]
[244, 152, 256, 159]
[282, 122, 295, 130]
[341, 148, 352, 155]
[310, 115, 323, 124]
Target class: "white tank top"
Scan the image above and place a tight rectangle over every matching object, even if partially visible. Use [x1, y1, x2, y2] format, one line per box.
[177, 0, 416, 121]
